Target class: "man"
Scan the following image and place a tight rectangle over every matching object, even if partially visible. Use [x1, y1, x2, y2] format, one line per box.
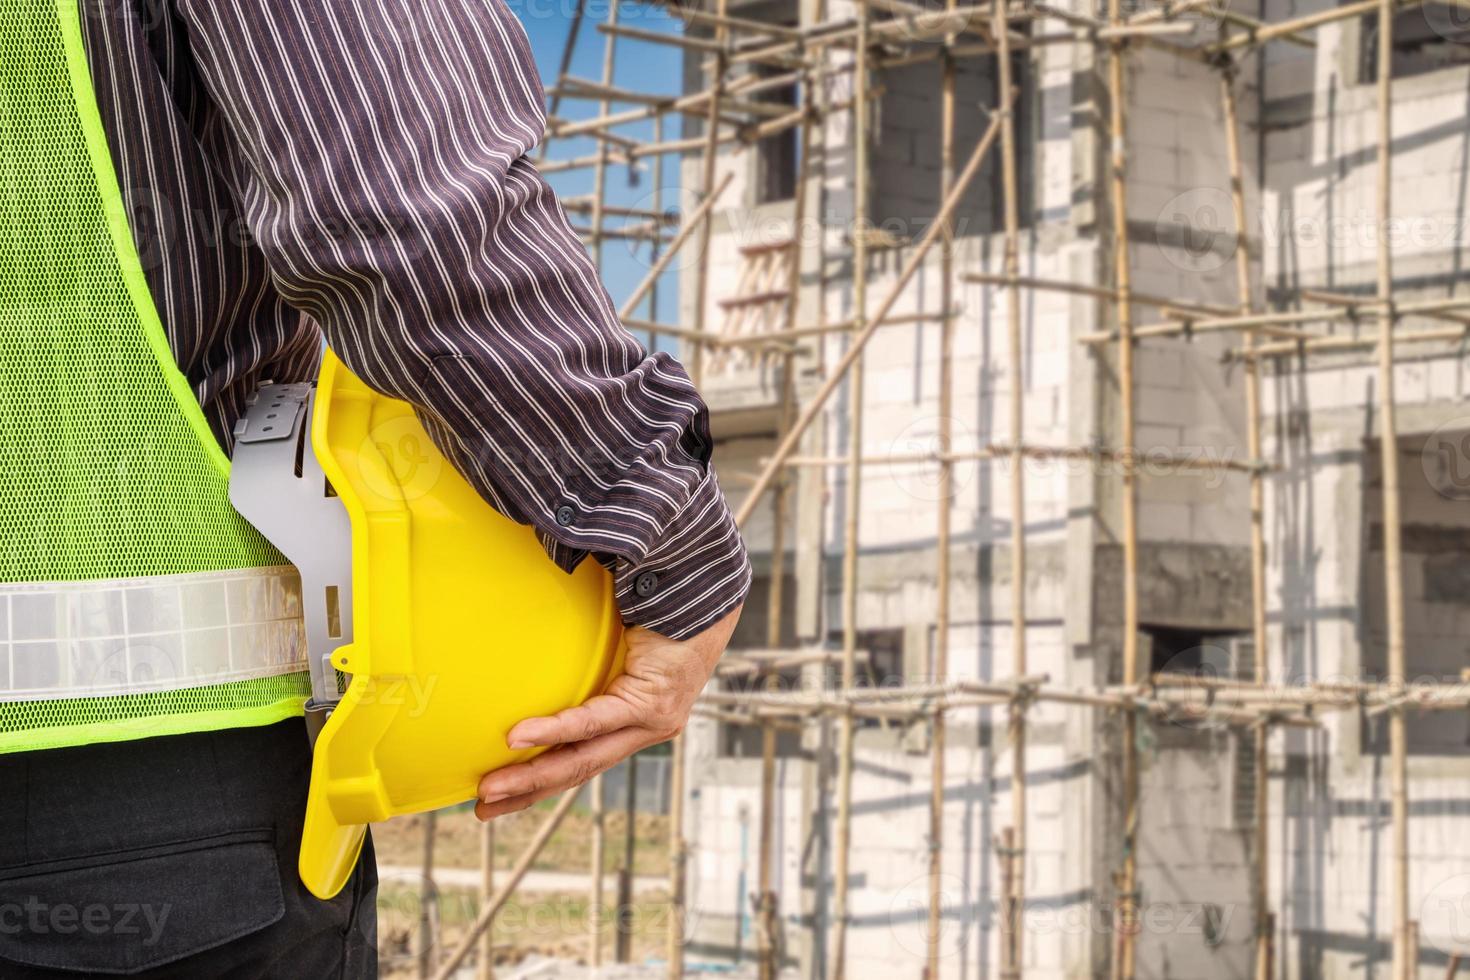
[0, 0, 748, 975]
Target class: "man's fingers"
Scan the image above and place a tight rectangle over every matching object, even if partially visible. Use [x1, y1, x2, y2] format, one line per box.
[506, 693, 642, 749]
[474, 787, 553, 821]
[478, 726, 650, 805]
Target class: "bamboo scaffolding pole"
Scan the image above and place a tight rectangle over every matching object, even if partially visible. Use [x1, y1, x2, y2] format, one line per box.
[729, 3, 1045, 68]
[552, 80, 790, 125]
[540, 150, 630, 175]
[1213, 0, 1422, 51]
[702, 677, 1470, 716]
[418, 810, 438, 979]
[1372, 0, 1411, 974]
[717, 310, 951, 347]
[622, 318, 727, 343]
[1126, 0, 1212, 26]
[689, 0, 731, 388]
[572, 224, 674, 244]
[1105, 0, 1141, 972]
[1219, 60, 1272, 978]
[694, 706, 806, 732]
[666, 729, 688, 980]
[478, 821, 495, 980]
[964, 271, 1234, 317]
[926, 1, 960, 973]
[599, 21, 728, 55]
[1079, 296, 1470, 343]
[668, 9, 730, 975]
[720, 650, 871, 680]
[552, 68, 804, 142]
[618, 173, 734, 324]
[432, 793, 581, 980]
[648, 111, 667, 345]
[1133, 677, 1470, 706]
[562, 199, 676, 223]
[755, 44, 818, 980]
[1234, 324, 1470, 359]
[616, 751, 639, 964]
[1219, 58, 1274, 980]
[733, 100, 1011, 530]
[774, 444, 1270, 473]
[1300, 288, 1470, 327]
[995, 0, 1028, 973]
[673, 6, 802, 40]
[549, 69, 779, 140]
[1125, 0, 1316, 48]
[705, 678, 1046, 708]
[829, 3, 872, 974]
[870, 0, 994, 40]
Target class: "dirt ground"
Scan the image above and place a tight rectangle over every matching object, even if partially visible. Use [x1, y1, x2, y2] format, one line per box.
[371, 801, 670, 877]
[377, 881, 676, 978]
[373, 801, 674, 974]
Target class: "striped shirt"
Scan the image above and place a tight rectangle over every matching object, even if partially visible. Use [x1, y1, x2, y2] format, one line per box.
[80, 0, 750, 640]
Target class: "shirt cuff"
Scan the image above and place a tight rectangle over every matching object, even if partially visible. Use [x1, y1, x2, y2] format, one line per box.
[608, 470, 752, 640]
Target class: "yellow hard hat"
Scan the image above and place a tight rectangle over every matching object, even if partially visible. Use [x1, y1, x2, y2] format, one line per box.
[297, 351, 625, 899]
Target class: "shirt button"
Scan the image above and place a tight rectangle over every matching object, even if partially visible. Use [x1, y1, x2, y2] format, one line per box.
[634, 572, 660, 598]
[555, 505, 576, 527]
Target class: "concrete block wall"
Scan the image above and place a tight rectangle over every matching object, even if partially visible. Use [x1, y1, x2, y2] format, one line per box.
[1257, 0, 1470, 293]
[680, 730, 1098, 979]
[683, 759, 807, 959]
[1121, 40, 1256, 552]
[1135, 736, 1257, 980]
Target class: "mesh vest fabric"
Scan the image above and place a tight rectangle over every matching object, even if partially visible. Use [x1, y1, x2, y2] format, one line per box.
[0, 0, 308, 752]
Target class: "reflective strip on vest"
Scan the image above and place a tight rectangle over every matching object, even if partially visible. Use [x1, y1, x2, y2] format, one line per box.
[0, 567, 307, 703]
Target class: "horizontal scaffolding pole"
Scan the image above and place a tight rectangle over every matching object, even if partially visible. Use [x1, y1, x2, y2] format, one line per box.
[1079, 297, 1470, 344]
[699, 678, 1470, 726]
[771, 443, 1271, 473]
[963, 271, 1235, 318]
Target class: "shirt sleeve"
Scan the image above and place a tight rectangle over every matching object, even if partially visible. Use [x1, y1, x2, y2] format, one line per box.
[170, 0, 750, 639]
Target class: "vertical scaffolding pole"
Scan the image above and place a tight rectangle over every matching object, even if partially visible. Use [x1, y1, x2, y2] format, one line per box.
[995, 3, 1027, 976]
[756, 41, 818, 980]
[689, 0, 731, 389]
[670, 7, 729, 977]
[1104, 1, 1141, 976]
[586, 6, 621, 967]
[418, 811, 439, 979]
[667, 731, 689, 980]
[1219, 61, 1273, 980]
[831, 3, 872, 977]
[650, 112, 666, 330]
[1374, 1, 1410, 977]
[478, 821, 495, 980]
[617, 755, 639, 964]
[927, 1, 959, 976]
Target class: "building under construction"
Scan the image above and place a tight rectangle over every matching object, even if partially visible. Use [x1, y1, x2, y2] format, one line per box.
[427, 1, 1470, 978]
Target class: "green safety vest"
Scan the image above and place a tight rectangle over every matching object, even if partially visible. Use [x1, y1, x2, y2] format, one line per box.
[0, 0, 311, 753]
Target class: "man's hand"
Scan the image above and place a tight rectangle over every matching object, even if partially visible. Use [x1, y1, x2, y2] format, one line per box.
[474, 604, 743, 820]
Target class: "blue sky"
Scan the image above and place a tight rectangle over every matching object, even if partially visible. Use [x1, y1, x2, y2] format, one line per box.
[510, 2, 689, 341]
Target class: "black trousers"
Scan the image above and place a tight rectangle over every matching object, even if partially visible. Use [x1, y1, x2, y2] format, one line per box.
[0, 720, 377, 977]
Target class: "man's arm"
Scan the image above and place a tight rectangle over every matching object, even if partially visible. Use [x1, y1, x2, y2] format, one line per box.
[171, 0, 749, 640]
[170, 0, 749, 800]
